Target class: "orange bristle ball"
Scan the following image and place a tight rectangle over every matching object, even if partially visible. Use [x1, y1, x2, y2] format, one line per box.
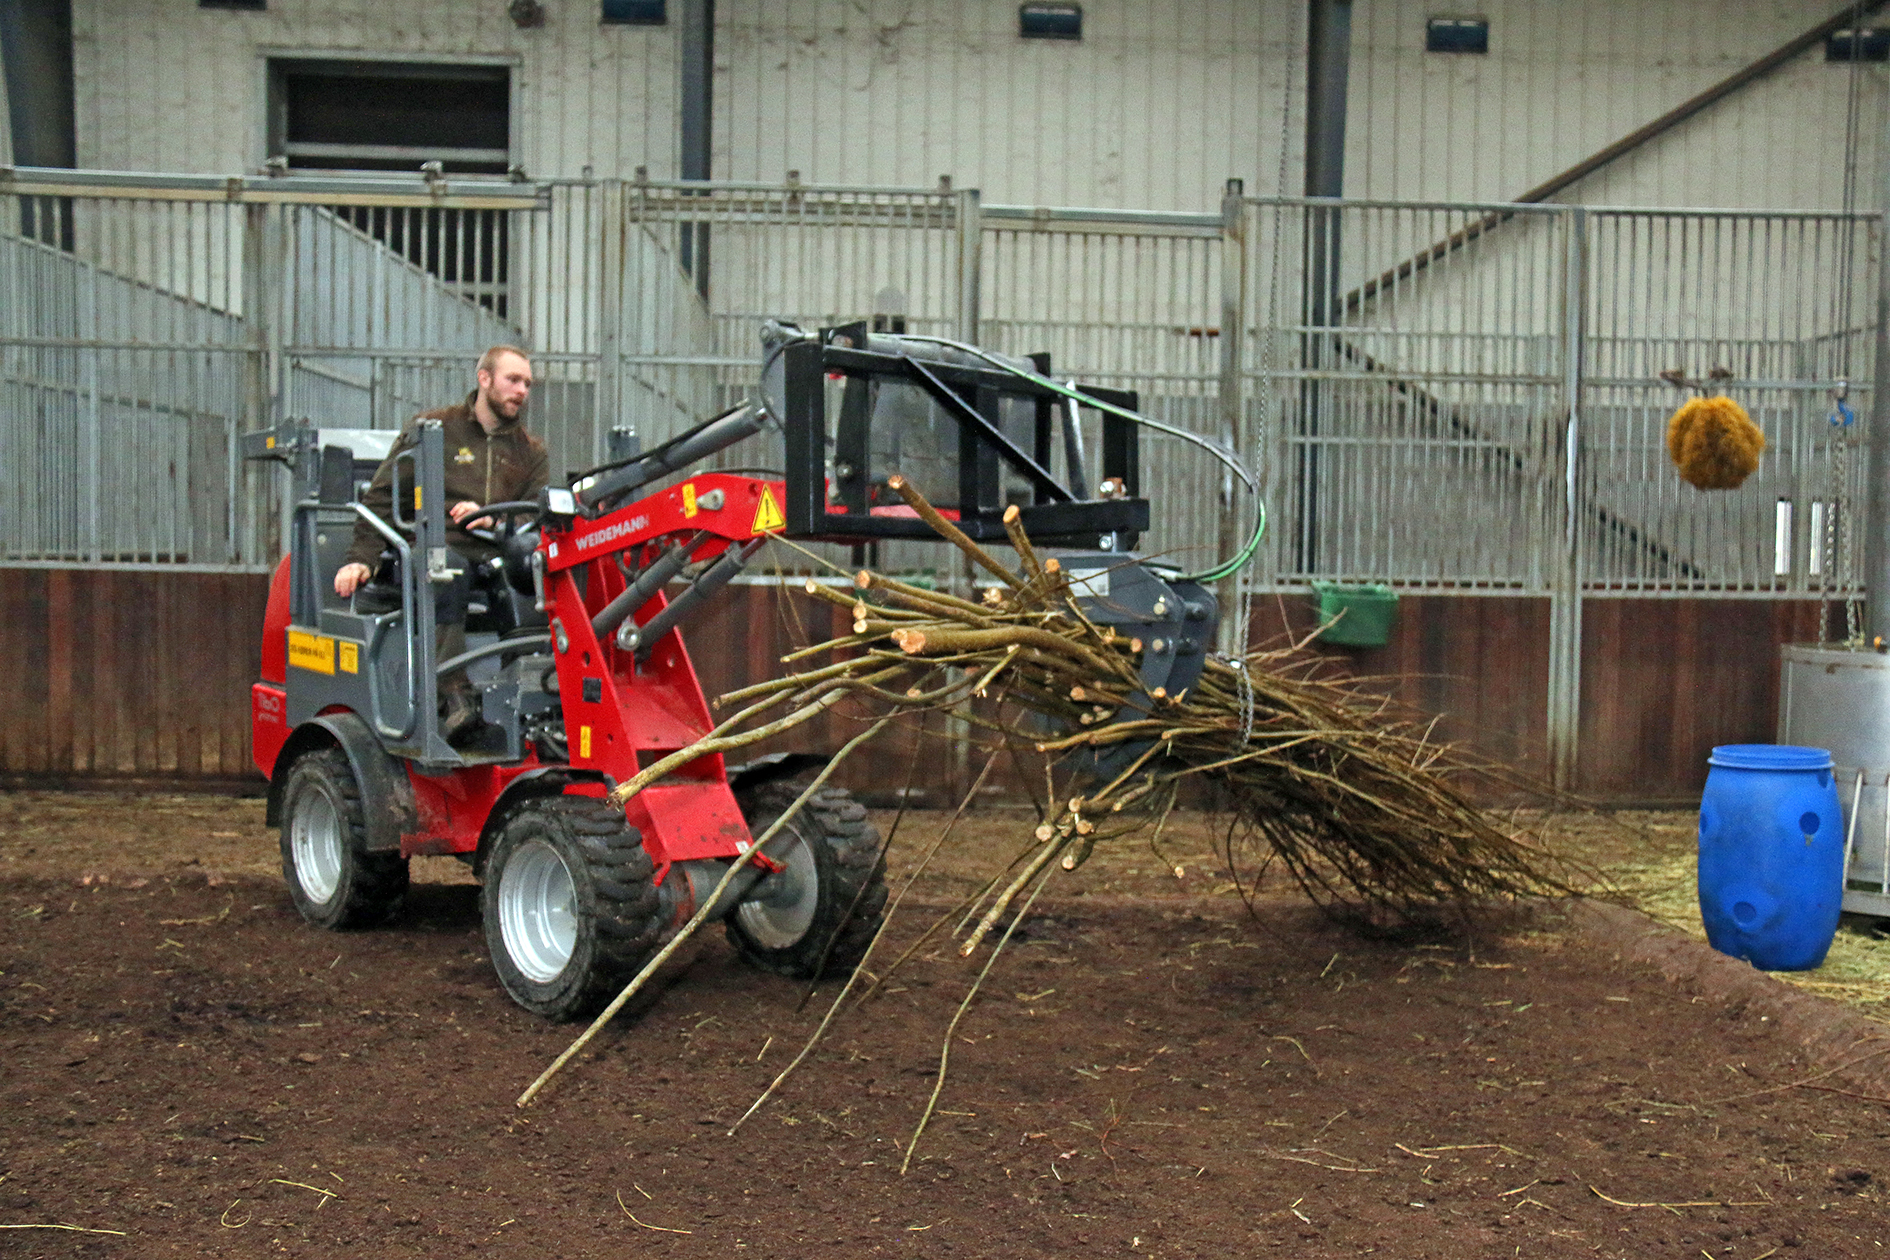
[1666, 395, 1764, 491]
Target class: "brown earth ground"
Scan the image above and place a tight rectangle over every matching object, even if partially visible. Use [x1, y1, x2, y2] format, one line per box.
[2, 790, 1889, 1258]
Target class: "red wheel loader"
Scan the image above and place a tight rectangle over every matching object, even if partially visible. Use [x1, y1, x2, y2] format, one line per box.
[244, 325, 1218, 1019]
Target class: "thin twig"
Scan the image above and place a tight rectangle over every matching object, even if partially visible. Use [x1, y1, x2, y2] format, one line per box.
[1588, 1186, 1770, 1210]
[901, 862, 1057, 1174]
[1704, 1043, 1890, 1105]
[0, 1225, 129, 1236]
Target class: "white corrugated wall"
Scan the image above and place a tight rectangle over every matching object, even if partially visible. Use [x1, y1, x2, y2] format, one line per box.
[69, 0, 680, 180]
[46, 0, 1890, 211]
[1347, 0, 1890, 211]
[714, 0, 1302, 210]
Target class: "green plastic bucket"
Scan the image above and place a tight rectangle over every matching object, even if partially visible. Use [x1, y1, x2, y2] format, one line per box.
[1311, 582, 1398, 647]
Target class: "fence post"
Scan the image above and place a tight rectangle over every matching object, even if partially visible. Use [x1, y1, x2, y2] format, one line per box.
[1547, 207, 1588, 792]
[1216, 178, 1249, 653]
[243, 201, 282, 562]
[948, 184, 984, 801]
[596, 181, 624, 466]
[954, 187, 981, 345]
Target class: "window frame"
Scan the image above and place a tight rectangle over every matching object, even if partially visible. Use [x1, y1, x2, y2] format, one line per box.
[260, 50, 520, 176]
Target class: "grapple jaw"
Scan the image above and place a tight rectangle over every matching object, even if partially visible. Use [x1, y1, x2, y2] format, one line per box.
[1048, 552, 1220, 785]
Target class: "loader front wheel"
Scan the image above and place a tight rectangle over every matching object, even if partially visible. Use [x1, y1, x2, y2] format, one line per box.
[280, 747, 409, 929]
[483, 796, 663, 1021]
[726, 782, 887, 979]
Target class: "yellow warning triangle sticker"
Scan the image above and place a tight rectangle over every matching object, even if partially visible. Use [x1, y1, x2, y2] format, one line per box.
[752, 485, 786, 533]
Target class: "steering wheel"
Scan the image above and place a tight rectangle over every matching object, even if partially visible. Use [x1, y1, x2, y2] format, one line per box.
[458, 499, 542, 546]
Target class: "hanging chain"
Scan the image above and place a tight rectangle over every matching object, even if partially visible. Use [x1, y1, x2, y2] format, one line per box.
[1825, 387, 1860, 645]
[1213, 653, 1257, 746]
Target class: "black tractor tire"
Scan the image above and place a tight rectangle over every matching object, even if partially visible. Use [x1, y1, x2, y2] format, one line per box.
[726, 781, 888, 979]
[279, 747, 409, 929]
[481, 795, 664, 1021]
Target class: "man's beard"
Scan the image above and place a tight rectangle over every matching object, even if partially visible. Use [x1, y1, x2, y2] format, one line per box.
[483, 388, 525, 422]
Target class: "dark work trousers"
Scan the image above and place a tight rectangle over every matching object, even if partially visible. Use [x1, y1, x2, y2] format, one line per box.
[366, 547, 477, 630]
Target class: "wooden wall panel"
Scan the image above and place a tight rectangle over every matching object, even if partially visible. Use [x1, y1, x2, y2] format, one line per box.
[0, 571, 1836, 805]
[1245, 590, 1553, 784]
[0, 570, 270, 786]
[1578, 598, 1826, 802]
[1250, 591, 1829, 804]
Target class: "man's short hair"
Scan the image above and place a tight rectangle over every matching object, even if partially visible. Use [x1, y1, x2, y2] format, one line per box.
[477, 345, 532, 376]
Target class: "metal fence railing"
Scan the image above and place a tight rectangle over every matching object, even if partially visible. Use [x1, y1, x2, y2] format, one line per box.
[2, 168, 1880, 778]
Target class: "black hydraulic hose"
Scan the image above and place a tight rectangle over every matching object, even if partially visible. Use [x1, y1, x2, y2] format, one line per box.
[576, 404, 765, 514]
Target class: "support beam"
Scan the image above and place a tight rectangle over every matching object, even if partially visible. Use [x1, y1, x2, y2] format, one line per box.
[1297, 0, 1351, 574]
[678, 0, 713, 297]
[1302, 0, 1350, 200]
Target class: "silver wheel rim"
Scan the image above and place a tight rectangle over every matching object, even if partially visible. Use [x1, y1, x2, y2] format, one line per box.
[499, 837, 577, 983]
[734, 833, 819, 950]
[289, 785, 344, 905]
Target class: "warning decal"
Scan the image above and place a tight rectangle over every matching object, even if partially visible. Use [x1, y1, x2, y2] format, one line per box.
[338, 641, 360, 674]
[287, 629, 335, 675]
[751, 485, 785, 534]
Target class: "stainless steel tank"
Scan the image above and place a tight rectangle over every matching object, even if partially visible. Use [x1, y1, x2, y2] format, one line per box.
[1778, 644, 1890, 917]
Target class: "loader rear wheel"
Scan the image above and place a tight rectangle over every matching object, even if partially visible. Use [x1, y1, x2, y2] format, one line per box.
[482, 795, 663, 1021]
[726, 782, 887, 979]
[280, 747, 409, 929]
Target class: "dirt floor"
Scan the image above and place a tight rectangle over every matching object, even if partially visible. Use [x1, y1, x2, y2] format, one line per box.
[3, 791, 1889, 1258]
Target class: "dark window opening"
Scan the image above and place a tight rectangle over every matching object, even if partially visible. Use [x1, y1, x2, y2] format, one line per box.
[1426, 16, 1489, 54]
[1827, 28, 1890, 62]
[601, 0, 666, 23]
[1020, 3, 1081, 40]
[269, 58, 511, 175]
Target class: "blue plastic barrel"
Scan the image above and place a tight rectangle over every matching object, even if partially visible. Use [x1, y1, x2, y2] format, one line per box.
[1697, 744, 1844, 971]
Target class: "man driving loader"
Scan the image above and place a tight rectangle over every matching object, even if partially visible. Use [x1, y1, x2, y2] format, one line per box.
[333, 345, 549, 743]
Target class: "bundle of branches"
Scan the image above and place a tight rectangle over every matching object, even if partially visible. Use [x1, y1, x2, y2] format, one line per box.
[606, 475, 1566, 924]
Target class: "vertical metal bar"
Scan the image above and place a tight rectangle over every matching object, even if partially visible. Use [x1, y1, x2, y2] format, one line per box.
[79, 208, 100, 562]
[955, 187, 981, 345]
[1548, 206, 1588, 792]
[596, 181, 623, 463]
[1216, 178, 1248, 651]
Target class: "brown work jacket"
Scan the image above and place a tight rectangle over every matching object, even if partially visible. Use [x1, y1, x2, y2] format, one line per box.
[344, 394, 551, 569]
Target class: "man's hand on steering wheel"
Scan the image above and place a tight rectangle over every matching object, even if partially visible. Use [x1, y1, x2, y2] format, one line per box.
[452, 499, 543, 545]
[449, 500, 494, 532]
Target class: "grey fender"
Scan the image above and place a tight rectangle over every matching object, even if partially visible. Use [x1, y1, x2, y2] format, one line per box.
[266, 713, 417, 854]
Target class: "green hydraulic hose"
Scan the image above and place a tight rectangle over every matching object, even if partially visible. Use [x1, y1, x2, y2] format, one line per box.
[895, 334, 1266, 584]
